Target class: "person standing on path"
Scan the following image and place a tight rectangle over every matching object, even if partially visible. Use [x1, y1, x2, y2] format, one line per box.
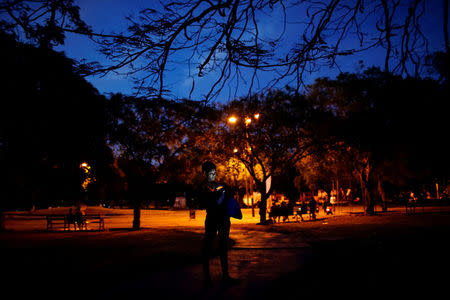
[199, 161, 238, 287]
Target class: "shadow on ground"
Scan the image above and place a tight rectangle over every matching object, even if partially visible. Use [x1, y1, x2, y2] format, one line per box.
[2, 212, 450, 299]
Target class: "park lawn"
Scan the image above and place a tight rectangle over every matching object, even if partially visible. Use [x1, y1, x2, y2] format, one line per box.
[249, 212, 450, 298]
[1, 228, 205, 296]
[2, 210, 450, 298]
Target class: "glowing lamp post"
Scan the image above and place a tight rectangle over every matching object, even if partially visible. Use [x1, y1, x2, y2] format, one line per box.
[79, 162, 95, 203]
[226, 112, 260, 217]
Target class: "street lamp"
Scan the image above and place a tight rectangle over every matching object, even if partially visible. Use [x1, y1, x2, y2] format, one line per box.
[226, 112, 260, 217]
[228, 116, 238, 124]
[79, 162, 94, 192]
[228, 112, 259, 125]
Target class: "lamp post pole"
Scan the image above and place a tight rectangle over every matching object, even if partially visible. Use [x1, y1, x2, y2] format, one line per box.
[250, 176, 255, 217]
[228, 113, 259, 219]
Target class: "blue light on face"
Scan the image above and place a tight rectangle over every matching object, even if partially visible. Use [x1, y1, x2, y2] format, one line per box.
[207, 170, 216, 182]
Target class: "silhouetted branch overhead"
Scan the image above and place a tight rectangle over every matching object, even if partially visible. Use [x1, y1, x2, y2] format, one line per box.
[92, 0, 440, 101]
[2, 0, 443, 101]
[0, 0, 92, 48]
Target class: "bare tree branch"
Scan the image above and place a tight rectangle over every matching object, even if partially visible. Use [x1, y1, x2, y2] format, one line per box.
[2, 0, 442, 101]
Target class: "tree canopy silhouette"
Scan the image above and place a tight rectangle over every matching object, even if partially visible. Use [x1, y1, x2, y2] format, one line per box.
[0, 32, 110, 209]
[85, 0, 448, 101]
[201, 89, 319, 223]
[0, 0, 91, 48]
[2, 1, 448, 102]
[307, 67, 450, 212]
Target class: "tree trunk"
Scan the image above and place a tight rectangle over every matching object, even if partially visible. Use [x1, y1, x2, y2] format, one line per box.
[133, 199, 141, 230]
[359, 168, 374, 215]
[258, 192, 269, 224]
[377, 174, 387, 212]
[364, 162, 375, 215]
[365, 184, 374, 215]
[359, 174, 365, 212]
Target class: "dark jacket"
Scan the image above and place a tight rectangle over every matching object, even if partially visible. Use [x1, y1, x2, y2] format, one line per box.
[199, 182, 229, 220]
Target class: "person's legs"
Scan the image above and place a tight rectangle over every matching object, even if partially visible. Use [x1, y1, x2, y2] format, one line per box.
[218, 218, 231, 279]
[203, 219, 216, 285]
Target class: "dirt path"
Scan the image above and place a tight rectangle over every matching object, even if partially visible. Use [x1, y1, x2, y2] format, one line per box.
[2, 209, 450, 299]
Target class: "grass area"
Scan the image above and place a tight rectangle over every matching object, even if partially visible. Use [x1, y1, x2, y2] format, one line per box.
[253, 212, 450, 298]
[2, 210, 450, 298]
[1, 228, 205, 297]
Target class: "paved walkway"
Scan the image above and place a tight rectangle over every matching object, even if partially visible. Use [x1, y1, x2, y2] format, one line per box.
[101, 229, 312, 299]
[4, 205, 450, 299]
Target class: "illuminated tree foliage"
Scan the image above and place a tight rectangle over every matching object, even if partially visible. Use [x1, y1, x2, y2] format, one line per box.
[205, 89, 318, 223]
[104, 94, 219, 228]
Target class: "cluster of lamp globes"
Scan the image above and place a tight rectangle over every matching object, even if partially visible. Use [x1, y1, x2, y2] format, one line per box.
[79, 162, 95, 191]
[227, 113, 260, 125]
[227, 113, 260, 154]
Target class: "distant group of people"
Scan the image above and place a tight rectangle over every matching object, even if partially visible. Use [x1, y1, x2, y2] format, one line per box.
[307, 198, 317, 220]
[269, 201, 294, 223]
[66, 206, 85, 230]
[269, 198, 322, 223]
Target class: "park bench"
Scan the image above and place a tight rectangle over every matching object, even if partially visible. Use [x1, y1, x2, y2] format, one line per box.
[46, 215, 69, 231]
[81, 214, 105, 231]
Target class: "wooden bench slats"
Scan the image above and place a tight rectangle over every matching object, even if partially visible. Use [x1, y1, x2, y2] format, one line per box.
[46, 213, 105, 231]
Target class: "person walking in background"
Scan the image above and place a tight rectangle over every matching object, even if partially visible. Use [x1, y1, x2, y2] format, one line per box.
[281, 201, 289, 223]
[269, 203, 278, 223]
[408, 191, 417, 214]
[309, 198, 317, 221]
[199, 161, 238, 287]
[66, 208, 76, 231]
[300, 201, 308, 221]
[74, 206, 85, 230]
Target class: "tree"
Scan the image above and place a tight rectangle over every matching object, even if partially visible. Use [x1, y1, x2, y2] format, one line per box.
[0, 0, 91, 49]
[0, 32, 111, 211]
[80, 0, 444, 101]
[307, 67, 449, 213]
[205, 89, 316, 224]
[296, 142, 355, 200]
[105, 94, 219, 228]
[3, 1, 447, 102]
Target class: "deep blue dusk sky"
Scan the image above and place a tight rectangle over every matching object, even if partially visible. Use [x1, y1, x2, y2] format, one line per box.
[55, 0, 448, 102]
